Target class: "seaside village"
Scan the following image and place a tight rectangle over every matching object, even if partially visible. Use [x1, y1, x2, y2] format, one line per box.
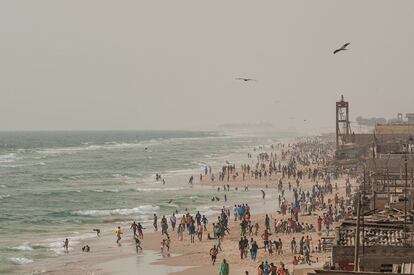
[288, 96, 414, 275]
[177, 95, 414, 275]
[320, 96, 414, 275]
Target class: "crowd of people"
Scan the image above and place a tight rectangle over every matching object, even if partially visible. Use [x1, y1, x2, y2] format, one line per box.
[62, 138, 354, 275]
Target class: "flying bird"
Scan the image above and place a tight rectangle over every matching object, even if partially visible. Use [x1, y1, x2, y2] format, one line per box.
[168, 199, 173, 204]
[333, 43, 350, 54]
[235, 78, 257, 82]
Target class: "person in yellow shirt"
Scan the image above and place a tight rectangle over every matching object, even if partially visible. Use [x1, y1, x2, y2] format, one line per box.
[115, 226, 123, 244]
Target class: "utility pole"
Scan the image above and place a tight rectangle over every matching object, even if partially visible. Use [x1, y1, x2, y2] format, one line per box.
[411, 166, 414, 246]
[404, 154, 408, 245]
[354, 194, 361, 271]
[362, 166, 366, 259]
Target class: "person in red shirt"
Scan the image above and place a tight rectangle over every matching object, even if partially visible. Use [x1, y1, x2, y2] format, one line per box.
[261, 229, 271, 251]
[277, 263, 286, 275]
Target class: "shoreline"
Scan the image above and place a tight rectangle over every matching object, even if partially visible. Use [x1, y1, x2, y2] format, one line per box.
[17, 178, 286, 274]
[16, 136, 347, 275]
[20, 177, 349, 275]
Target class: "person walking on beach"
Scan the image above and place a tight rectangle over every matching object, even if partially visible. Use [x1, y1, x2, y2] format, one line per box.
[202, 215, 208, 231]
[216, 236, 222, 251]
[134, 236, 142, 252]
[265, 214, 270, 231]
[177, 223, 184, 241]
[219, 258, 229, 275]
[161, 239, 166, 253]
[210, 245, 218, 265]
[254, 223, 259, 236]
[263, 261, 270, 275]
[188, 221, 196, 243]
[115, 226, 122, 244]
[317, 215, 322, 232]
[161, 216, 169, 237]
[63, 238, 69, 253]
[291, 237, 297, 254]
[197, 222, 203, 241]
[239, 237, 245, 259]
[257, 262, 264, 275]
[164, 237, 171, 251]
[261, 229, 271, 252]
[250, 239, 258, 261]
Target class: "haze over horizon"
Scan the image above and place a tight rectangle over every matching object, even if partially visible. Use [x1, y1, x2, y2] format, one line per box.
[1, 0, 414, 132]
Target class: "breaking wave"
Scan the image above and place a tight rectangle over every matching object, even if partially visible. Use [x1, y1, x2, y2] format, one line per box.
[72, 205, 159, 217]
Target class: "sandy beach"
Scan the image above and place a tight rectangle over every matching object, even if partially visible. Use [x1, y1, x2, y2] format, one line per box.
[17, 138, 352, 275]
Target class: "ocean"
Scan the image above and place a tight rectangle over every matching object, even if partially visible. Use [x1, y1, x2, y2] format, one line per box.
[0, 130, 294, 273]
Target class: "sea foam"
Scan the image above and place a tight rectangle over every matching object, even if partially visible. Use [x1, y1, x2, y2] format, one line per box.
[0, 153, 17, 163]
[12, 243, 34, 251]
[73, 205, 159, 217]
[135, 187, 185, 192]
[9, 257, 33, 265]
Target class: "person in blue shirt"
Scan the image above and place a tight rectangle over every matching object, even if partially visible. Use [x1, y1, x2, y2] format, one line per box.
[263, 261, 270, 275]
[188, 221, 196, 243]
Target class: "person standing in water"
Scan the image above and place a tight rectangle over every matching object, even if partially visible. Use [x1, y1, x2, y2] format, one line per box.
[134, 236, 142, 252]
[115, 226, 122, 244]
[137, 222, 144, 239]
[130, 221, 138, 237]
[153, 214, 158, 231]
[63, 238, 69, 253]
[170, 213, 177, 231]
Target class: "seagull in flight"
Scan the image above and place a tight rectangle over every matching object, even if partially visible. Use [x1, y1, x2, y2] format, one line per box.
[235, 77, 257, 82]
[333, 43, 350, 54]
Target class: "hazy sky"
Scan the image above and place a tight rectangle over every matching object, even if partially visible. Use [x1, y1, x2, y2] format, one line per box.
[1, 0, 414, 132]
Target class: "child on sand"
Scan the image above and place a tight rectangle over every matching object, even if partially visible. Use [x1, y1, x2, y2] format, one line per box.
[210, 245, 218, 265]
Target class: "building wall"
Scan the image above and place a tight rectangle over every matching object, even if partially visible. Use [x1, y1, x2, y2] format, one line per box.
[332, 246, 414, 272]
[375, 124, 414, 135]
